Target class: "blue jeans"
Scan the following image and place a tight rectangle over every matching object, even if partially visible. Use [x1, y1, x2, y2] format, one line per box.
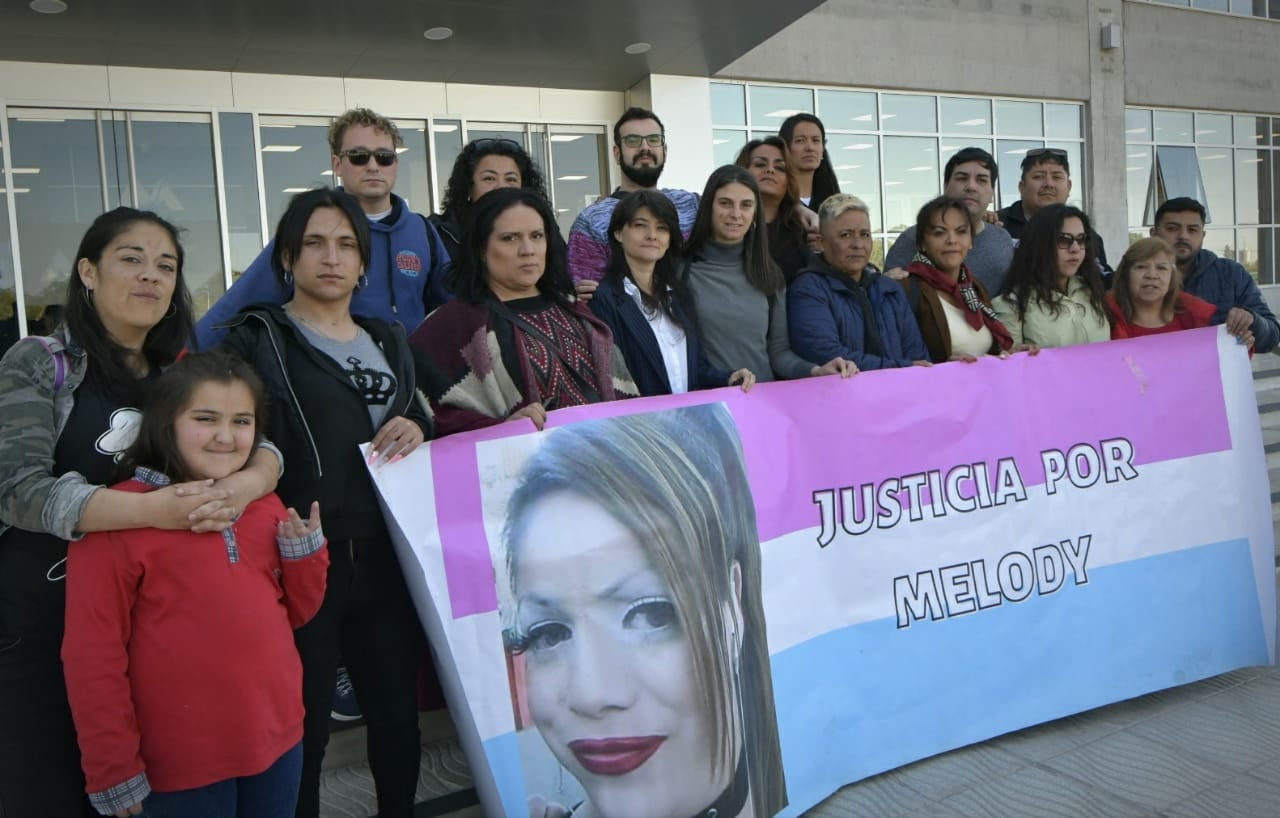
[141, 742, 302, 818]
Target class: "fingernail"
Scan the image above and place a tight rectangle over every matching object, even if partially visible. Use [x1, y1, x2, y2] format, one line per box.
[389, 454, 403, 465]
[367, 449, 379, 464]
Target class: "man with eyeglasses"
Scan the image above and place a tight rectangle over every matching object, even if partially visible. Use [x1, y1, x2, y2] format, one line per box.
[998, 147, 1111, 274]
[1151, 197, 1280, 353]
[567, 106, 699, 283]
[195, 107, 451, 349]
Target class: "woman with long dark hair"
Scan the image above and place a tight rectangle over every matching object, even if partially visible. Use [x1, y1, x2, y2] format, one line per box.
[735, 136, 812, 281]
[779, 113, 840, 212]
[219, 188, 430, 818]
[411, 187, 637, 436]
[0, 208, 280, 817]
[682, 165, 854, 382]
[993, 204, 1110, 347]
[589, 190, 754, 396]
[429, 137, 563, 263]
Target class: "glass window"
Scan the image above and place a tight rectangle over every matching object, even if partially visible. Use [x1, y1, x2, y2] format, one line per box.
[1194, 113, 1232, 145]
[217, 113, 263, 283]
[392, 120, 432, 218]
[1125, 109, 1153, 142]
[466, 125, 526, 146]
[882, 136, 938, 232]
[1045, 104, 1082, 139]
[1236, 227, 1265, 281]
[748, 86, 813, 129]
[548, 129, 606, 237]
[0, 144, 19, 351]
[1152, 146, 1208, 211]
[818, 90, 876, 130]
[1273, 117, 1280, 146]
[711, 83, 746, 127]
[431, 120, 463, 214]
[828, 134, 881, 231]
[940, 98, 991, 136]
[1191, 0, 1229, 9]
[995, 140, 1042, 210]
[102, 114, 132, 210]
[1152, 110, 1194, 143]
[258, 116, 332, 228]
[1234, 115, 1269, 147]
[995, 100, 1042, 137]
[1126, 146, 1154, 227]
[1235, 149, 1270, 225]
[130, 114, 224, 316]
[1202, 227, 1236, 263]
[712, 130, 744, 169]
[881, 94, 936, 133]
[1197, 147, 1234, 224]
[1045, 141, 1085, 208]
[939, 139, 994, 163]
[8, 111, 104, 323]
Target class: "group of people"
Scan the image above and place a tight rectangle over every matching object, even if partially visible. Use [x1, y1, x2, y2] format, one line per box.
[0, 101, 1274, 818]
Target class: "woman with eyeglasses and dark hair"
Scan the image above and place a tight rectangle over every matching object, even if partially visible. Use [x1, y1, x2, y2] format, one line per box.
[0, 208, 283, 817]
[682, 165, 855, 382]
[735, 137, 813, 282]
[195, 107, 452, 349]
[410, 187, 637, 436]
[219, 188, 431, 818]
[429, 137, 566, 265]
[993, 203, 1111, 347]
[779, 113, 841, 213]
[589, 190, 755, 396]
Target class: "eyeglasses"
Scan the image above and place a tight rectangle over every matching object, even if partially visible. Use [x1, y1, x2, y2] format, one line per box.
[472, 138, 524, 152]
[1025, 147, 1069, 160]
[1056, 232, 1089, 249]
[339, 148, 398, 167]
[620, 133, 665, 149]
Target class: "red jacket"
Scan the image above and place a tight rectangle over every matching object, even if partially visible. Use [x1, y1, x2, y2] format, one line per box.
[1108, 291, 1216, 339]
[62, 478, 327, 809]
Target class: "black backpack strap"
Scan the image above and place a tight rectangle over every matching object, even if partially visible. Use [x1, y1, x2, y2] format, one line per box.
[417, 213, 437, 271]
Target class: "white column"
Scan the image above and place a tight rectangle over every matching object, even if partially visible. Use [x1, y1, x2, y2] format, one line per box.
[1086, 0, 1129, 260]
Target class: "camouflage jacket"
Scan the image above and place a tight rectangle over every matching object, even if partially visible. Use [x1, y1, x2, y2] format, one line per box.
[0, 326, 98, 541]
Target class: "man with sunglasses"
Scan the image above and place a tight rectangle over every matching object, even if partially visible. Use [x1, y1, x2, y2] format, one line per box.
[1151, 197, 1280, 353]
[195, 107, 451, 349]
[998, 147, 1111, 275]
[567, 106, 700, 283]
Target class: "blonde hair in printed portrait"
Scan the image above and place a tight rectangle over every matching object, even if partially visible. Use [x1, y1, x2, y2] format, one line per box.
[483, 404, 786, 818]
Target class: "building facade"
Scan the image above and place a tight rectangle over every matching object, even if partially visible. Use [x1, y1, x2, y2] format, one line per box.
[1, 0, 1277, 352]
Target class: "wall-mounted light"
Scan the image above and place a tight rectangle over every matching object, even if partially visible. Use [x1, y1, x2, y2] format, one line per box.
[1101, 23, 1121, 50]
[29, 0, 68, 13]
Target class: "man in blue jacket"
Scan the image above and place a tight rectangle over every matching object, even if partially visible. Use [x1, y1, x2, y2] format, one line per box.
[1151, 197, 1280, 353]
[194, 107, 450, 349]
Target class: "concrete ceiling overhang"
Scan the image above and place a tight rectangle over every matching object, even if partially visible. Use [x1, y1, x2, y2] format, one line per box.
[0, 0, 824, 90]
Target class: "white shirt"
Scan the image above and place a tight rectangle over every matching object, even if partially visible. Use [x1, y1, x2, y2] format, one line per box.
[624, 277, 689, 394]
[939, 297, 994, 358]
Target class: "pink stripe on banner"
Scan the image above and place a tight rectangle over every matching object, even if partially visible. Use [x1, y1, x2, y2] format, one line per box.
[735, 327, 1231, 542]
[432, 328, 1232, 617]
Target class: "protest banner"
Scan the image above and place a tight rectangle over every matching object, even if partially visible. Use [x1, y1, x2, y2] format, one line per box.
[366, 326, 1275, 818]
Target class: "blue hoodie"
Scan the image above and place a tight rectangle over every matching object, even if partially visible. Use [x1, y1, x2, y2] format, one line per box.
[194, 194, 450, 349]
[1182, 248, 1280, 353]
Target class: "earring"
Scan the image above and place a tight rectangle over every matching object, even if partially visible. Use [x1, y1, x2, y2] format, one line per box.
[283, 270, 294, 287]
[358, 273, 369, 290]
[82, 288, 94, 307]
[164, 301, 177, 319]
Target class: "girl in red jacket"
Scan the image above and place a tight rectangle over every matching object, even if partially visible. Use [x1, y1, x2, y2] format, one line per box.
[62, 351, 328, 818]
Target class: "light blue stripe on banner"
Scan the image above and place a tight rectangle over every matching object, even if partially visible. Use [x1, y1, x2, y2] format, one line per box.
[770, 538, 1270, 818]
[482, 731, 526, 816]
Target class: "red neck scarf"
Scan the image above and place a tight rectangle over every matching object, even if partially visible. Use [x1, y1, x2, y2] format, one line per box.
[906, 254, 1013, 351]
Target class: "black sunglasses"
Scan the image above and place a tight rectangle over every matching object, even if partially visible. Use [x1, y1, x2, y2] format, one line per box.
[472, 138, 524, 152]
[340, 148, 398, 167]
[1025, 147, 1069, 160]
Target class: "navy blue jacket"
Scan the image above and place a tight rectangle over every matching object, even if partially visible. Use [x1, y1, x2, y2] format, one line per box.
[589, 278, 730, 396]
[1183, 248, 1280, 353]
[194, 194, 451, 349]
[788, 260, 928, 371]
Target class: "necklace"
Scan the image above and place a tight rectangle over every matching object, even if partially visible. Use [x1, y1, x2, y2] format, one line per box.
[286, 306, 362, 342]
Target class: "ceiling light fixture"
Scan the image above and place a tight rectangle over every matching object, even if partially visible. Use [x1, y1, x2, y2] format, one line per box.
[29, 0, 67, 14]
[424, 27, 453, 41]
[624, 42, 651, 54]
[261, 145, 302, 152]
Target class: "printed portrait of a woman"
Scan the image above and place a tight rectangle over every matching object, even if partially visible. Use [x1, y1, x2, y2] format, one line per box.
[496, 403, 787, 818]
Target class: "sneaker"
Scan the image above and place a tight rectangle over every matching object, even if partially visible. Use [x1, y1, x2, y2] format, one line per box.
[330, 666, 362, 722]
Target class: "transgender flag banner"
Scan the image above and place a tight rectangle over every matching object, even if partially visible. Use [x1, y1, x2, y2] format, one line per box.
[365, 325, 1275, 818]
